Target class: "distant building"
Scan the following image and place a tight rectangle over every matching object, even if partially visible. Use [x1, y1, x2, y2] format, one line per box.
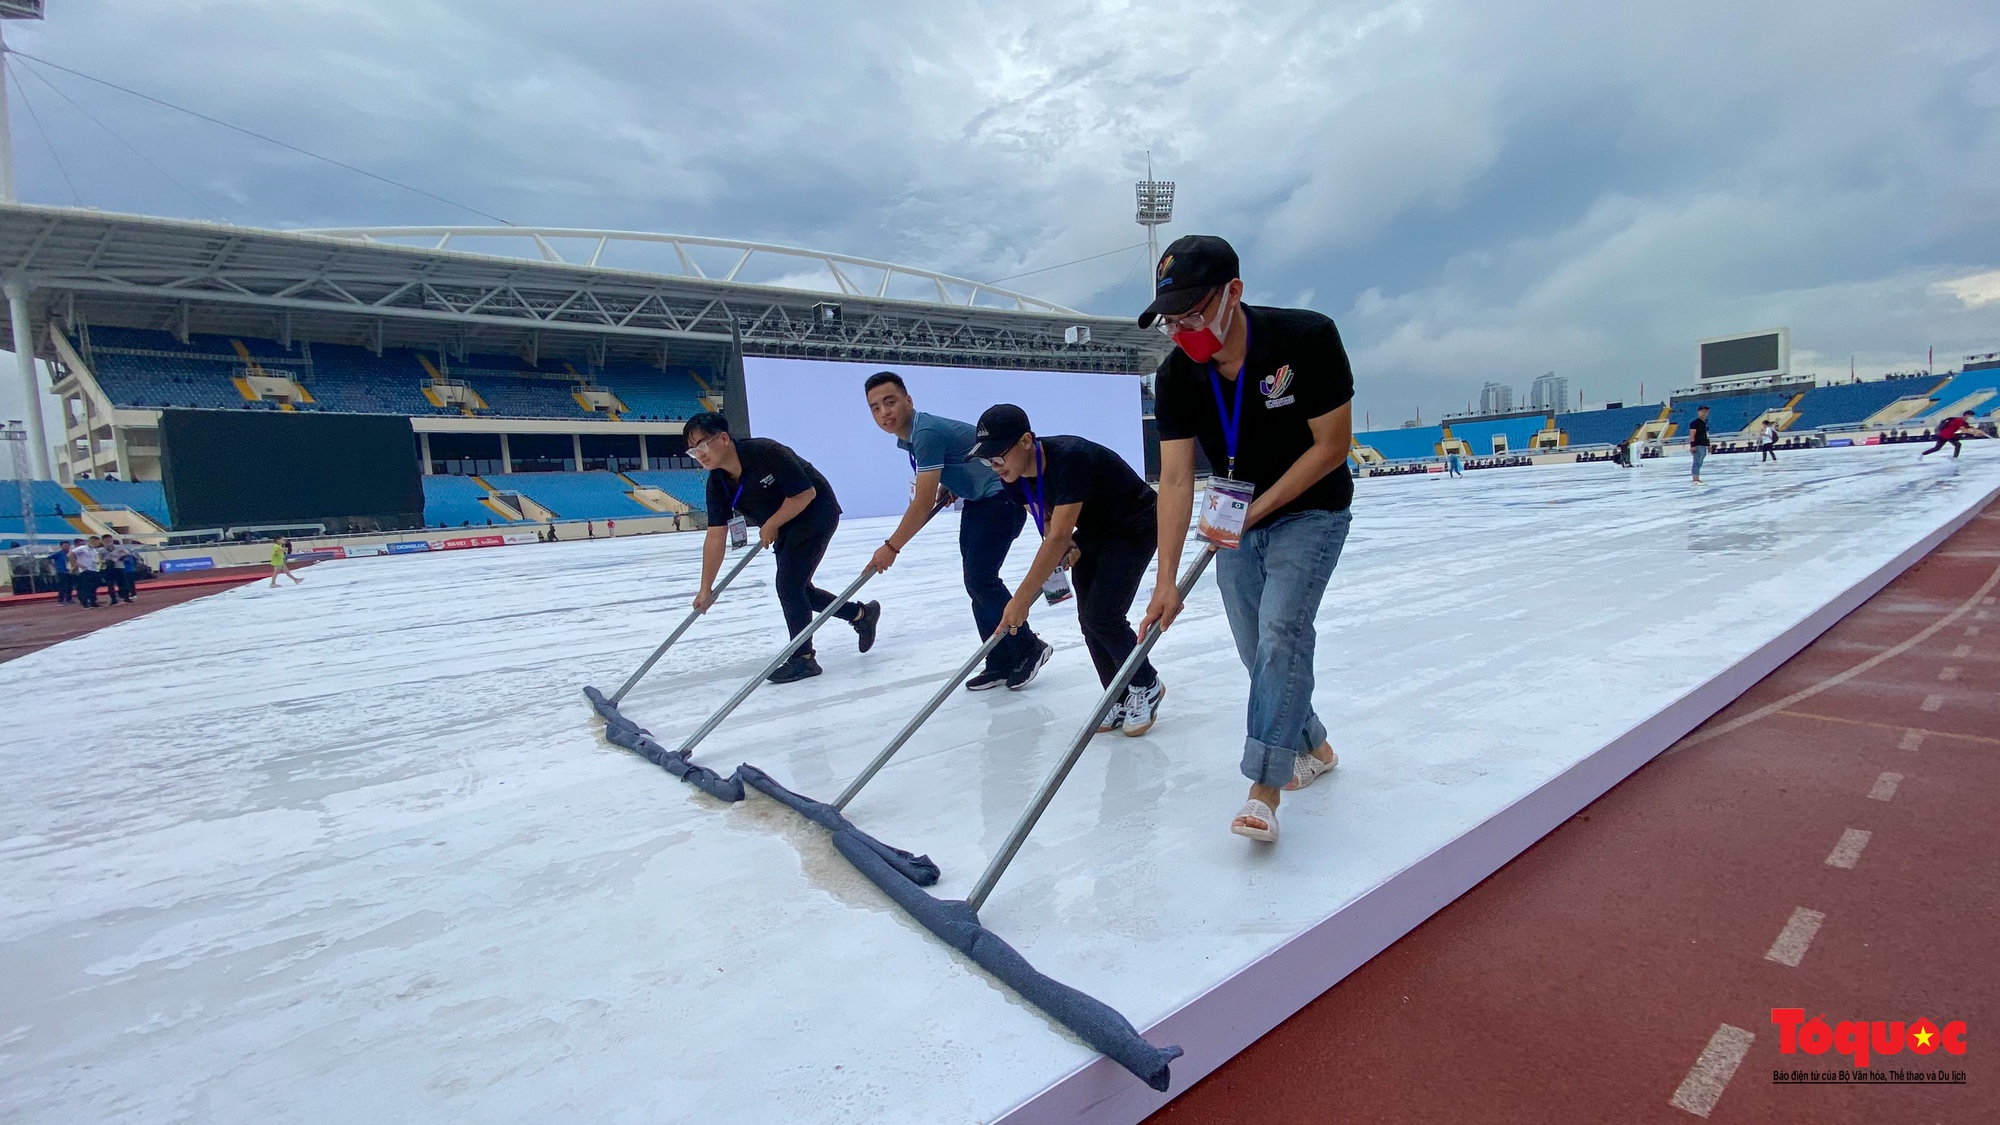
[1527, 372, 1569, 412]
[1478, 382, 1514, 415]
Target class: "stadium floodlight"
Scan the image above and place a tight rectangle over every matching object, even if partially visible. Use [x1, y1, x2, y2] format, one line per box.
[813, 301, 843, 327]
[1134, 156, 1175, 297]
[1064, 325, 1092, 346]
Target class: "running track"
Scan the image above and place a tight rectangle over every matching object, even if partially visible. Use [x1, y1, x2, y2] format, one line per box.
[1149, 501, 1997, 1123]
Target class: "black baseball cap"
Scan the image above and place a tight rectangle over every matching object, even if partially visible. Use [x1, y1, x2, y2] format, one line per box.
[1137, 234, 1240, 327]
[969, 403, 1032, 459]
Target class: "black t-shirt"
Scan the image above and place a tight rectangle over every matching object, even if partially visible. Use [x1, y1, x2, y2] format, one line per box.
[1690, 418, 1710, 447]
[1153, 305, 1355, 529]
[704, 437, 840, 545]
[1001, 434, 1156, 545]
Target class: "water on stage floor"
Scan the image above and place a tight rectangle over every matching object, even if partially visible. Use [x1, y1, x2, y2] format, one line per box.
[3, 445, 1995, 1123]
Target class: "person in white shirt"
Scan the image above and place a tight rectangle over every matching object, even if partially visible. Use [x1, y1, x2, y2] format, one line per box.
[69, 538, 101, 607]
[1760, 422, 1779, 463]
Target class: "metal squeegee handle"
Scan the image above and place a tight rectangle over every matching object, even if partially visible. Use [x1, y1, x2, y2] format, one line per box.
[965, 542, 1220, 913]
[609, 542, 767, 705]
[832, 629, 1006, 810]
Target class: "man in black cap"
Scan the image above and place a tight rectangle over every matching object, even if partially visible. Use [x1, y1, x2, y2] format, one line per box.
[1137, 234, 1356, 845]
[685, 411, 881, 683]
[972, 404, 1167, 735]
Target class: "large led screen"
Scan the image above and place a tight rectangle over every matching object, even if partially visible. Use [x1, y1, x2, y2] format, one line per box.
[739, 357, 1144, 518]
[159, 409, 424, 532]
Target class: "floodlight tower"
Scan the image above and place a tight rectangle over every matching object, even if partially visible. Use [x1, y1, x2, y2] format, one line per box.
[1, 3, 51, 480]
[1134, 156, 1174, 287]
[0, 2, 47, 204]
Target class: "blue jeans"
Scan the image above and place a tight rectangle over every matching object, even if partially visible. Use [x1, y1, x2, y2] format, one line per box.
[960, 495, 1038, 672]
[1691, 446, 1708, 479]
[1216, 508, 1352, 787]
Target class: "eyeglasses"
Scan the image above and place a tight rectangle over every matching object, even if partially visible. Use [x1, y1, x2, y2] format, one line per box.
[687, 433, 723, 457]
[1153, 287, 1224, 335]
[977, 453, 1010, 469]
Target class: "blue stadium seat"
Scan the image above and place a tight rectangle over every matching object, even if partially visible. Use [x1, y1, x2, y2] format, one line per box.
[1667, 393, 1790, 436]
[73, 480, 170, 524]
[1556, 405, 1662, 447]
[1355, 425, 1443, 461]
[1788, 380, 1941, 430]
[1917, 369, 2000, 421]
[483, 471, 654, 519]
[600, 365, 712, 420]
[461, 376, 589, 418]
[1446, 416, 1550, 454]
[626, 469, 710, 509]
[421, 475, 521, 527]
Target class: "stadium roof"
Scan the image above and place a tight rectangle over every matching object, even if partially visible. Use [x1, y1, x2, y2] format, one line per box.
[0, 205, 1162, 373]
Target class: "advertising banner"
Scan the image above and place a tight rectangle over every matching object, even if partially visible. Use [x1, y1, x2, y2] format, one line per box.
[159, 556, 215, 574]
[502, 533, 539, 545]
[343, 544, 388, 558]
[386, 541, 432, 555]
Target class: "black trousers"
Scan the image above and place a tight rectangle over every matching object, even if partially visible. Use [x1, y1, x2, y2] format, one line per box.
[75, 571, 98, 606]
[55, 572, 72, 602]
[1072, 534, 1158, 690]
[102, 569, 124, 603]
[1921, 437, 1962, 458]
[1760, 442, 1777, 462]
[960, 495, 1038, 673]
[774, 518, 860, 658]
[120, 569, 137, 599]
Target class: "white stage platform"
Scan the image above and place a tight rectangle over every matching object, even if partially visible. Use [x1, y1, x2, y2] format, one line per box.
[4, 445, 1997, 1124]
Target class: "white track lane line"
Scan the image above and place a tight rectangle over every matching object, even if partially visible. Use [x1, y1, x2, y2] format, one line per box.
[1826, 828, 1872, 869]
[1939, 666, 1960, 681]
[1765, 906, 1827, 967]
[1899, 729, 1926, 751]
[1922, 694, 1944, 712]
[1952, 643, 1972, 657]
[1868, 772, 1904, 801]
[1670, 1024, 1756, 1118]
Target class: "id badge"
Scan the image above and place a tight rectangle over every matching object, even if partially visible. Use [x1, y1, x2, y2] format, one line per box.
[728, 514, 748, 549]
[1199, 477, 1255, 548]
[1040, 567, 1074, 605]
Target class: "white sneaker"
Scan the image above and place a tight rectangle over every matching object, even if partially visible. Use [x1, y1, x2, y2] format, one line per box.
[1095, 698, 1127, 733]
[1121, 679, 1165, 737]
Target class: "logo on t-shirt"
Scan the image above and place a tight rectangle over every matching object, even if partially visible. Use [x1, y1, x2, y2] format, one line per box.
[760, 474, 775, 486]
[1262, 365, 1295, 408]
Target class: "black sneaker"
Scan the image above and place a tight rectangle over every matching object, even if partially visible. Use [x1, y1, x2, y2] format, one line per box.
[767, 653, 823, 684]
[852, 601, 881, 653]
[965, 668, 1009, 691]
[1006, 640, 1053, 691]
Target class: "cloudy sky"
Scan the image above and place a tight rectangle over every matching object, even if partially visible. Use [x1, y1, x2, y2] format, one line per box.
[3, 0, 1999, 434]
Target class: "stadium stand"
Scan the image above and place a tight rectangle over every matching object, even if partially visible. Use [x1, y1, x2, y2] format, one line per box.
[1356, 425, 1444, 461]
[1788, 380, 1940, 431]
[76, 327, 712, 422]
[420, 475, 524, 527]
[73, 480, 170, 525]
[1555, 404, 1662, 447]
[1918, 368, 2000, 421]
[1446, 416, 1550, 454]
[602, 366, 711, 420]
[1667, 392, 1790, 435]
[626, 469, 710, 509]
[481, 471, 655, 520]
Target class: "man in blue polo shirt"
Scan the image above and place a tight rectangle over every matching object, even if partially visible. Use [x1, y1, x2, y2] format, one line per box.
[865, 372, 1051, 690]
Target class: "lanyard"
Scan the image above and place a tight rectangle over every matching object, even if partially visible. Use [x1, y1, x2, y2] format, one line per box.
[730, 477, 745, 511]
[1025, 442, 1046, 536]
[1206, 320, 1251, 478]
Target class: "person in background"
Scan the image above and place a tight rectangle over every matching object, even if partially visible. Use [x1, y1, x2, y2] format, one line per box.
[119, 538, 141, 602]
[1759, 420, 1780, 462]
[1446, 449, 1464, 478]
[269, 538, 303, 588]
[49, 540, 72, 604]
[100, 538, 130, 605]
[1136, 233, 1356, 844]
[864, 371, 1050, 691]
[686, 411, 879, 684]
[70, 537, 100, 607]
[1920, 411, 1980, 459]
[1689, 404, 1712, 483]
[972, 403, 1167, 735]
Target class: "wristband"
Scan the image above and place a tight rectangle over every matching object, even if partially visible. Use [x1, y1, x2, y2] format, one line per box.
[883, 540, 901, 554]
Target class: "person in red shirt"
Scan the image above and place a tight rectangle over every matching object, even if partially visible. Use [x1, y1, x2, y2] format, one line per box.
[1920, 411, 1981, 458]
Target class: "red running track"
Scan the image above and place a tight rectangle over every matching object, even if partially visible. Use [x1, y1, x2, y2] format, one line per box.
[1148, 503, 1998, 1124]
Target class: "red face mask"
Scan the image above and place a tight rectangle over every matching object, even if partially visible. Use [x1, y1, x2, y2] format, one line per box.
[1171, 294, 1233, 364]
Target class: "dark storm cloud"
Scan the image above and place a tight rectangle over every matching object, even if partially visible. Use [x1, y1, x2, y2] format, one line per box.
[3, 0, 1999, 430]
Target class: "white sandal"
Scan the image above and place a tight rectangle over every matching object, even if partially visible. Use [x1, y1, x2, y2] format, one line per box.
[1230, 798, 1278, 843]
[1283, 746, 1339, 792]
